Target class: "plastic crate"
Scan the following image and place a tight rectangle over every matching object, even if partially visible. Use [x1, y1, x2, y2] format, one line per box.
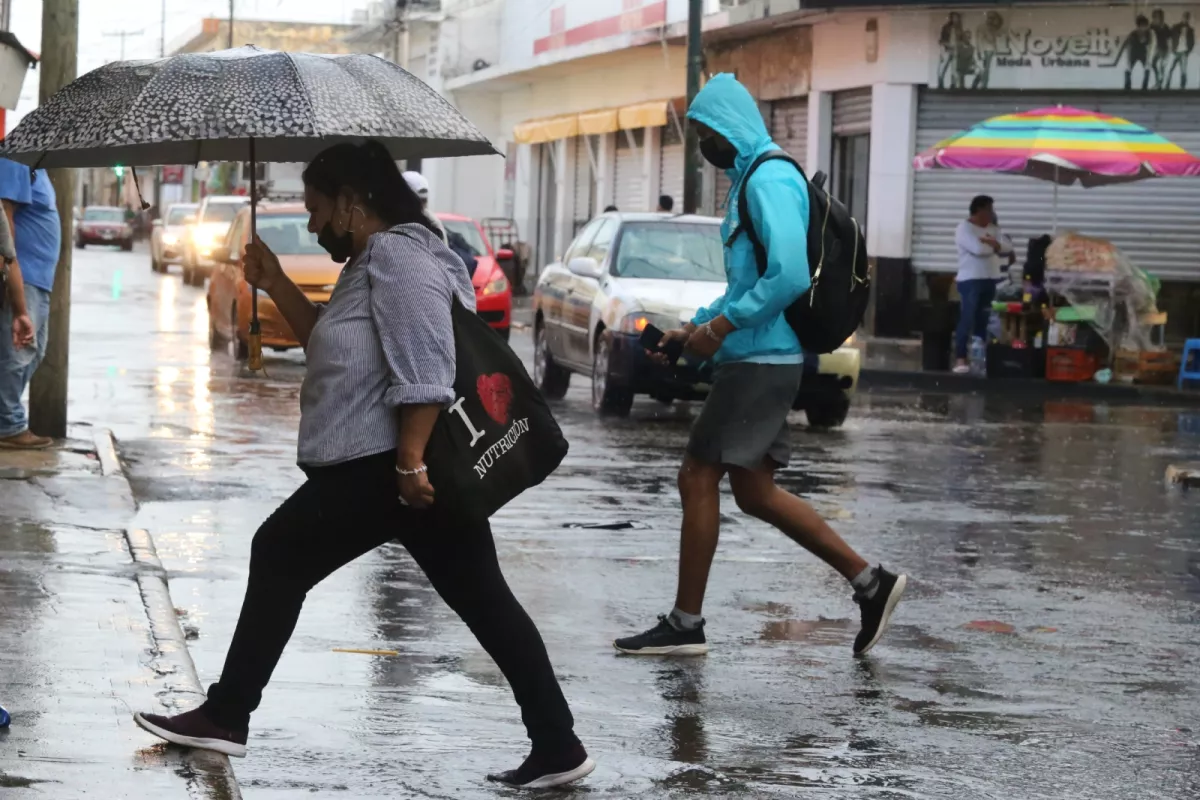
[986, 344, 1046, 379]
[1046, 347, 1099, 382]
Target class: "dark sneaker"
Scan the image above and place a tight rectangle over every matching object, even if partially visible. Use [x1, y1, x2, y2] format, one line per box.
[133, 707, 248, 758]
[614, 614, 708, 656]
[487, 743, 596, 789]
[852, 567, 907, 656]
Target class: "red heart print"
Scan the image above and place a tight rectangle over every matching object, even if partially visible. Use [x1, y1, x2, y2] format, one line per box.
[476, 373, 513, 425]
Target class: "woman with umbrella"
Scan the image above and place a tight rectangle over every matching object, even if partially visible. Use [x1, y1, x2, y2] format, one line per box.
[133, 140, 595, 790]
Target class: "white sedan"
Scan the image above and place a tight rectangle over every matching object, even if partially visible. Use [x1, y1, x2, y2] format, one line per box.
[531, 211, 860, 427]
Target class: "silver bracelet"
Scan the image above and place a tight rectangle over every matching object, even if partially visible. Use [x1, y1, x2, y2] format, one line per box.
[703, 323, 723, 342]
[395, 464, 428, 477]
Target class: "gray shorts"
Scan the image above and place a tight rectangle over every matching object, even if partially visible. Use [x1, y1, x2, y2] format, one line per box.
[686, 361, 803, 470]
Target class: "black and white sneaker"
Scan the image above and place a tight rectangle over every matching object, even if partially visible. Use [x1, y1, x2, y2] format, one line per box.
[613, 614, 708, 656]
[487, 743, 596, 789]
[852, 567, 907, 656]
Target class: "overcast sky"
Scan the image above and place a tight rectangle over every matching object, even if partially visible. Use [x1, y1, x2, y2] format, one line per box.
[6, 0, 367, 133]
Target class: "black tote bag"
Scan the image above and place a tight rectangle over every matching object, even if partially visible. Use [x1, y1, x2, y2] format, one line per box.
[424, 297, 569, 523]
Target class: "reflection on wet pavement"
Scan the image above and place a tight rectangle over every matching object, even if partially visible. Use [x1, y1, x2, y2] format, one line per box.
[63, 247, 1200, 798]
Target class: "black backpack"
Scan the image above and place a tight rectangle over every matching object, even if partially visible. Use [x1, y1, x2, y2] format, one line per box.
[727, 150, 870, 355]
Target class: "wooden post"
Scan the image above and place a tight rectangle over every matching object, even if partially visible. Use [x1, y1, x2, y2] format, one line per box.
[28, 0, 77, 439]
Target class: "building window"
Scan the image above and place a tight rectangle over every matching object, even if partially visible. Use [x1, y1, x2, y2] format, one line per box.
[241, 161, 266, 183]
[832, 133, 869, 227]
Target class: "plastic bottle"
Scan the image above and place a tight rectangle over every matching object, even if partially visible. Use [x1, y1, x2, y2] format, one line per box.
[969, 336, 987, 377]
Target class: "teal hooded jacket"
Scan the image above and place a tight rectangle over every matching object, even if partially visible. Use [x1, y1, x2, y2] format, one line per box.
[687, 73, 810, 365]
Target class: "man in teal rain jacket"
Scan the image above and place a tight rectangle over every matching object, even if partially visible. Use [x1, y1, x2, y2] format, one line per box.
[614, 74, 906, 659]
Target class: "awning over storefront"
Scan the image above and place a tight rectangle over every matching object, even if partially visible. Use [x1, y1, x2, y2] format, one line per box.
[513, 98, 683, 145]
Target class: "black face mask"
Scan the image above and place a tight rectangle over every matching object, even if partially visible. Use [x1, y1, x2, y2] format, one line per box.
[318, 222, 354, 263]
[700, 137, 737, 170]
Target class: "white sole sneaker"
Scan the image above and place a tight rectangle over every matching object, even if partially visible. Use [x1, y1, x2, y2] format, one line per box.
[613, 642, 709, 656]
[855, 574, 907, 657]
[133, 712, 248, 758]
[521, 757, 597, 788]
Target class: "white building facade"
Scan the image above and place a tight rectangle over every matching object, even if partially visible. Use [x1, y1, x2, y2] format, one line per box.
[430, 1, 1200, 338]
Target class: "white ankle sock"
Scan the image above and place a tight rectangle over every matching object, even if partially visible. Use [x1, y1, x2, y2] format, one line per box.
[669, 608, 703, 630]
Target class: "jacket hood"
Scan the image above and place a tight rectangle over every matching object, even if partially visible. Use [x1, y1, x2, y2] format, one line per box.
[685, 73, 773, 179]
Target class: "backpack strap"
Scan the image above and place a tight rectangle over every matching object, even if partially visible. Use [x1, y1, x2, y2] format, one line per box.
[725, 150, 806, 277]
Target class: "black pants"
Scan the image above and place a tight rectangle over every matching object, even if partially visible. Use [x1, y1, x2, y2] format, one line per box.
[202, 450, 578, 752]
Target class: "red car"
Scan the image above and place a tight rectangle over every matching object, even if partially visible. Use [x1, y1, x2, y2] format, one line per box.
[76, 206, 133, 251]
[437, 213, 513, 339]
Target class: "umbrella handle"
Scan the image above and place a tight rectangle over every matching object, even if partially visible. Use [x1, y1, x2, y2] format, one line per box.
[247, 136, 264, 372]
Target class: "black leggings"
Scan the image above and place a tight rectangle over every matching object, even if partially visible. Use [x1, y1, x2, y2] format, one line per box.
[202, 450, 578, 752]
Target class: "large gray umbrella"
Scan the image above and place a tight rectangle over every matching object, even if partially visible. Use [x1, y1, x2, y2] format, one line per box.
[0, 46, 496, 371]
[0, 45, 496, 168]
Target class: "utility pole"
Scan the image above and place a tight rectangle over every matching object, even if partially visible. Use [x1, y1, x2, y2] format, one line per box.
[103, 29, 143, 61]
[683, 0, 703, 214]
[394, 1, 410, 69]
[160, 0, 166, 56]
[29, 0, 78, 439]
[228, 0, 235, 48]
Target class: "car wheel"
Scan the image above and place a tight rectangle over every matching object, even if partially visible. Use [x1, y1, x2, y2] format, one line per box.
[121, 239, 134, 252]
[804, 391, 851, 429]
[229, 307, 249, 360]
[186, 264, 204, 287]
[533, 324, 570, 400]
[591, 332, 633, 417]
[498, 327, 511, 342]
[75, 237, 85, 250]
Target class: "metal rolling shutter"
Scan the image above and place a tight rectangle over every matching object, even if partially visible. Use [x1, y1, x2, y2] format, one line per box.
[613, 129, 645, 212]
[912, 91, 1200, 281]
[770, 96, 809, 163]
[573, 136, 594, 234]
[832, 88, 872, 135]
[659, 123, 684, 209]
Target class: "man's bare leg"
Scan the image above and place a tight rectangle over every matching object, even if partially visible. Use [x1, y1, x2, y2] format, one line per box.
[727, 462, 867, 580]
[728, 460, 906, 656]
[673, 456, 727, 616]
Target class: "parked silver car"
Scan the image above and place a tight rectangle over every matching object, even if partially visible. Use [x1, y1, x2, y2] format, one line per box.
[150, 203, 197, 273]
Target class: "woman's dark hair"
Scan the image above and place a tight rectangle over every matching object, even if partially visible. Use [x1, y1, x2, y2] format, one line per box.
[302, 140, 438, 235]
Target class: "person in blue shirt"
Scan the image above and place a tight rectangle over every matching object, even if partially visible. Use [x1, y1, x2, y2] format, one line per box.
[614, 74, 906, 659]
[0, 158, 61, 449]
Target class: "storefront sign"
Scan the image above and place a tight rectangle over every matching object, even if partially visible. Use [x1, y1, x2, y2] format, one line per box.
[930, 6, 1199, 91]
[161, 165, 185, 184]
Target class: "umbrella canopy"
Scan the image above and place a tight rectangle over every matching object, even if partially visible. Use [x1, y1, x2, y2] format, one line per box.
[913, 106, 1200, 188]
[0, 46, 497, 169]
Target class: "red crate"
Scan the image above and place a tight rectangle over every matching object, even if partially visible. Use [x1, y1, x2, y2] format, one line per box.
[1046, 347, 1099, 382]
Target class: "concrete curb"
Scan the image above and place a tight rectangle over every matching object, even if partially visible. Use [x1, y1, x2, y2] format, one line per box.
[859, 367, 1200, 408]
[94, 430, 243, 799]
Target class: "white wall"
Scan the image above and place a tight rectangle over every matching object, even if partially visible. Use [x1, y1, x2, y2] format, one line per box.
[866, 84, 917, 259]
[811, 11, 930, 92]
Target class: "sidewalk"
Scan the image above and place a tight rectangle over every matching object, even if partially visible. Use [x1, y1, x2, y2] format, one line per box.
[0, 427, 239, 799]
[855, 336, 1200, 407]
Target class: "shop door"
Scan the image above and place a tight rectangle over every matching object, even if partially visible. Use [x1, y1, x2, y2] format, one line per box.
[659, 123, 684, 211]
[911, 91, 1200, 281]
[770, 96, 809, 163]
[534, 142, 558, 273]
[613, 129, 646, 212]
[573, 135, 595, 235]
[831, 88, 872, 229]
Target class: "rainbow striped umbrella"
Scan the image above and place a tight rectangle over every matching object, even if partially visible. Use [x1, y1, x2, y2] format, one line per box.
[914, 105, 1200, 188]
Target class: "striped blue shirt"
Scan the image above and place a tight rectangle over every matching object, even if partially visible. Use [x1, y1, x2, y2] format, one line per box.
[297, 223, 476, 467]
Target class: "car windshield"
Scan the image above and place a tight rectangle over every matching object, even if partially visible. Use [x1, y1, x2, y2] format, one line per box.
[613, 222, 725, 281]
[440, 219, 488, 256]
[203, 202, 245, 223]
[256, 215, 325, 256]
[84, 208, 123, 222]
[166, 206, 197, 225]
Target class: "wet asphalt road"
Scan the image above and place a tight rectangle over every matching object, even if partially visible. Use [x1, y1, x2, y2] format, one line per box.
[59, 244, 1200, 798]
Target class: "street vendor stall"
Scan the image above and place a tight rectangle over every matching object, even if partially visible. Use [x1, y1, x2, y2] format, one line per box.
[914, 105, 1200, 385]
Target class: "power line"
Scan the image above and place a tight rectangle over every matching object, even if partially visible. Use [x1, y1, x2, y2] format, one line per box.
[103, 28, 145, 62]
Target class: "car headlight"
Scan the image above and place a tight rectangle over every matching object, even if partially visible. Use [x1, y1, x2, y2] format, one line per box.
[619, 311, 679, 334]
[162, 233, 179, 246]
[482, 275, 509, 296]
